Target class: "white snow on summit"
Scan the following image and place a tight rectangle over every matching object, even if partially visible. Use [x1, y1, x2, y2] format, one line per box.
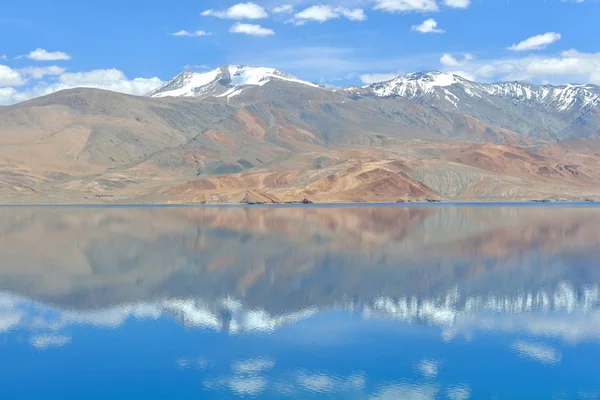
[370, 71, 460, 98]
[147, 65, 321, 99]
[146, 65, 600, 113]
[365, 71, 600, 113]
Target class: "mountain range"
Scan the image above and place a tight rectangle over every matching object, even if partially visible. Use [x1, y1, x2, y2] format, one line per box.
[1, 65, 599, 203]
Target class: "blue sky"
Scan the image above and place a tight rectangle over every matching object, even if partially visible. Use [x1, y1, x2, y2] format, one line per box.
[1, 0, 599, 104]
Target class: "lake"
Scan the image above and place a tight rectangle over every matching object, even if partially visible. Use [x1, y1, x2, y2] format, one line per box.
[0, 205, 599, 399]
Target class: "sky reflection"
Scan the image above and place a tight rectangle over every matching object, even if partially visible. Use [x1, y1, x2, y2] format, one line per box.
[0, 206, 599, 399]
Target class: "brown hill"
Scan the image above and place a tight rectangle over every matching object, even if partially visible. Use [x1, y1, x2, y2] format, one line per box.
[0, 88, 599, 203]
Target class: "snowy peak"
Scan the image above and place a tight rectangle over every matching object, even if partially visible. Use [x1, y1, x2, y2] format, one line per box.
[365, 71, 600, 113]
[482, 81, 600, 112]
[147, 65, 321, 99]
[147, 69, 222, 98]
[147, 65, 600, 113]
[368, 71, 463, 98]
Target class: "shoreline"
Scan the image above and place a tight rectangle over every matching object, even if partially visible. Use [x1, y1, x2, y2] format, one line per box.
[0, 200, 598, 208]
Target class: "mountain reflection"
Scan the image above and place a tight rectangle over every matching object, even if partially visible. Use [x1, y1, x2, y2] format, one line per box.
[2, 205, 600, 399]
[0, 205, 599, 339]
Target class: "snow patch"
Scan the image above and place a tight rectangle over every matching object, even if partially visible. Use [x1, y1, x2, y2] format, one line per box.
[150, 65, 322, 99]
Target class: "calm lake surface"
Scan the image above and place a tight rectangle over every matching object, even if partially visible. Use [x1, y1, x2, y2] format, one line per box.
[1, 205, 599, 399]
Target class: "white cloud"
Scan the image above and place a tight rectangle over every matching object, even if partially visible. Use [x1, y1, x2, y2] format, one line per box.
[273, 4, 294, 14]
[444, 69, 476, 81]
[0, 69, 163, 105]
[19, 66, 66, 79]
[183, 64, 211, 71]
[1, 54, 6, 60]
[0, 65, 24, 86]
[512, 341, 562, 365]
[292, 5, 367, 24]
[508, 32, 562, 52]
[373, 0, 439, 13]
[202, 2, 268, 19]
[412, 18, 445, 33]
[359, 72, 398, 84]
[442, 49, 600, 85]
[440, 53, 473, 67]
[443, 0, 470, 8]
[26, 48, 71, 61]
[229, 23, 275, 36]
[171, 30, 213, 37]
[56, 69, 163, 94]
[30, 334, 71, 349]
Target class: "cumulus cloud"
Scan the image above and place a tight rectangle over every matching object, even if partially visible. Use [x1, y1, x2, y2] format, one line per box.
[0, 68, 163, 105]
[202, 2, 268, 19]
[442, 49, 600, 85]
[171, 30, 213, 37]
[292, 5, 367, 24]
[273, 4, 294, 14]
[30, 334, 71, 349]
[373, 0, 439, 13]
[440, 53, 474, 67]
[443, 0, 470, 8]
[0, 65, 24, 86]
[229, 23, 275, 36]
[508, 32, 562, 52]
[359, 72, 398, 84]
[25, 48, 71, 61]
[19, 66, 66, 79]
[412, 18, 445, 33]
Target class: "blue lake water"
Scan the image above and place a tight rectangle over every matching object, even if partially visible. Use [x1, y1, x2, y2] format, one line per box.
[0, 206, 599, 399]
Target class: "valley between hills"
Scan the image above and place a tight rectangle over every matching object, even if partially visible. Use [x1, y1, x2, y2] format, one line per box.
[1, 66, 600, 204]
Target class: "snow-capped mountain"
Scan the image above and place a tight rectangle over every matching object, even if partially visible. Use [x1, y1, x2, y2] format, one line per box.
[368, 71, 466, 98]
[144, 65, 600, 140]
[148, 65, 600, 115]
[363, 71, 600, 114]
[147, 65, 322, 100]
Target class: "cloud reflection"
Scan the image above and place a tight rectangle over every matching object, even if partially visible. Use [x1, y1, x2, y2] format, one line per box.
[512, 341, 562, 365]
[370, 383, 438, 400]
[447, 385, 471, 400]
[29, 334, 71, 350]
[416, 359, 439, 378]
[232, 358, 275, 374]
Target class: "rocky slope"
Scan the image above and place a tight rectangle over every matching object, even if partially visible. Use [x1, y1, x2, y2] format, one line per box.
[0, 66, 599, 203]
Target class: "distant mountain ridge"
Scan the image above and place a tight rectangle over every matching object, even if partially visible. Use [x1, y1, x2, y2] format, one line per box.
[147, 66, 600, 141]
[149, 66, 600, 114]
[362, 71, 600, 113]
[1, 64, 600, 203]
